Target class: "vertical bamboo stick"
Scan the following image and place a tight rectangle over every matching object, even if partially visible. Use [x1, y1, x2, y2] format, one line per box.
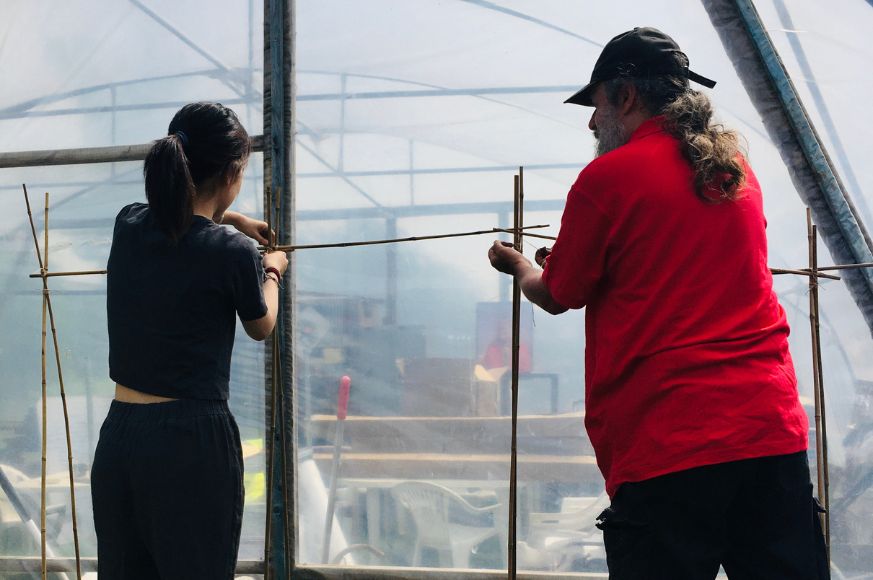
[22, 185, 48, 580]
[25, 186, 82, 579]
[807, 209, 830, 562]
[40, 251, 48, 580]
[43, 193, 83, 579]
[508, 168, 523, 580]
[43, 192, 50, 580]
[43, 193, 49, 271]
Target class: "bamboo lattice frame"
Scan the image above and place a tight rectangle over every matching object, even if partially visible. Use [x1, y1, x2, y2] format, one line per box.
[20, 170, 860, 577]
[3, 0, 870, 576]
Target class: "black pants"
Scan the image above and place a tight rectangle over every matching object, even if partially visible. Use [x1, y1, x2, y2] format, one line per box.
[597, 451, 829, 579]
[91, 399, 244, 580]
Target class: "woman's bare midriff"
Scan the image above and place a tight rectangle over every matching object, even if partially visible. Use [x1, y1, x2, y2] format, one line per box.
[115, 384, 178, 404]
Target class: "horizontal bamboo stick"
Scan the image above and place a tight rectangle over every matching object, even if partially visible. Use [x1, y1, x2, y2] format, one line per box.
[29, 269, 107, 279]
[26, 264, 849, 282]
[266, 224, 551, 252]
[770, 267, 840, 281]
[817, 262, 873, 273]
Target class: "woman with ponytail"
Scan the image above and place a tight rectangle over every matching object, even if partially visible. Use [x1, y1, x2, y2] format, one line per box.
[91, 102, 288, 579]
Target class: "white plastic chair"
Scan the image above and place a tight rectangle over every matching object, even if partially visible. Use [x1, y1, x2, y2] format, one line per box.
[390, 481, 501, 568]
[523, 493, 609, 572]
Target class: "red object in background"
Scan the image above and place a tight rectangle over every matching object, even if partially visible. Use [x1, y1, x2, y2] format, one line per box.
[481, 338, 532, 374]
[337, 375, 351, 420]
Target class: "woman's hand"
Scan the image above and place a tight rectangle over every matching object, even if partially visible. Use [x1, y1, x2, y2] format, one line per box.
[263, 249, 289, 277]
[244, 249, 289, 341]
[222, 211, 273, 245]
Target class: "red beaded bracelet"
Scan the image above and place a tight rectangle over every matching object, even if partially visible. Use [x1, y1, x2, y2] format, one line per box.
[265, 266, 282, 282]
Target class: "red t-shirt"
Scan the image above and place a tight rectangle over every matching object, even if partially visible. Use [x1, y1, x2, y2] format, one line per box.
[542, 117, 809, 498]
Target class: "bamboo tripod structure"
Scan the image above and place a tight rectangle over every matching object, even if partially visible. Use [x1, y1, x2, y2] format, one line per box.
[23, 185, 82, 580]
[21, 173, 867, 576]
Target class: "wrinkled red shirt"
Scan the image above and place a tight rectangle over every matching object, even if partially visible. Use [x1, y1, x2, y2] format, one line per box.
[542, 117, 809, 498]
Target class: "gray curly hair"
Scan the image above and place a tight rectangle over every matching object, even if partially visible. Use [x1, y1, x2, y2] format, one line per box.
[604, 76, 746, 202]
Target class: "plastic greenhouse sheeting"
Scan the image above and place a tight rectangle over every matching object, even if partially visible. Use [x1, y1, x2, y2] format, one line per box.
[0, 0, 268, 574]
[2, 0, 873, 577]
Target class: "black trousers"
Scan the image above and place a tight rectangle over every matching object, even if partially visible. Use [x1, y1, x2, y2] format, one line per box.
[91, 399, 244, 580]
[596, 451, 829, 580]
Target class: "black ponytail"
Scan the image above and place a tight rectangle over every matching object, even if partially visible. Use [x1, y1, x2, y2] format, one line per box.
[143, 102, 251, 242]
[144, 134, 195, 242]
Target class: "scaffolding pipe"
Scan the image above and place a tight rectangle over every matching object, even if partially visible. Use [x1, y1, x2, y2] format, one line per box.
[0, 135, 264, 169]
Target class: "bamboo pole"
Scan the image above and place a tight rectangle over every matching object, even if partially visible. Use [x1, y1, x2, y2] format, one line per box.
[31, 261, 864, 282]
[770, 268, 840, 281]
[27, 227, 554, 280]
[817, 262, 873, 272]
[37, 210, 48, 580]
[807, 209, 830, 563]
[508, 168, 523, 580]
[24, 187, 83, 579]
[46, 194, 83, 580]
[268, 225, 551, 253]
[28, 270, 108, 279]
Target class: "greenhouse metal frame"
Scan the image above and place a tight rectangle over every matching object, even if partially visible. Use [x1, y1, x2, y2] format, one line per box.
[2, 0, 873, 578]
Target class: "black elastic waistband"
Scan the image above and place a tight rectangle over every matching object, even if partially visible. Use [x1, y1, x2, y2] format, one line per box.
[106, 398, 229, 421]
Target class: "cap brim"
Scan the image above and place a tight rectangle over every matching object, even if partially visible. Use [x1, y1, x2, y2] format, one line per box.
[564, 83, 596, 107]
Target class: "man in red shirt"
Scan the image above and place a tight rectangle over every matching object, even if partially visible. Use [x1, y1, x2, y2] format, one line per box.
[489, 27, 828, 579]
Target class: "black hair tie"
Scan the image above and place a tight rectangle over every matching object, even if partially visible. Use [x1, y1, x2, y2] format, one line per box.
[175, 130, 189, 147]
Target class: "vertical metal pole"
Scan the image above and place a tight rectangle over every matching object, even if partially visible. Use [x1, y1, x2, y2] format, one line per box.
[385, 217, 398, 326]
[282, 0, 297, 572]
[110, 86, 117, 179]
[338, 73, 347, 173]
[703, 0, 873, 335]
[264, 0, 296, 575]
[408, 138, 415, 206]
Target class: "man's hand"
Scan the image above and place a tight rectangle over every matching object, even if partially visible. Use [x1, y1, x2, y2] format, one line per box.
[487, 240, 568, 315]
[534, 246, 552, 267]
[488, 241, 531, 276]
[222, 211, 273, 245]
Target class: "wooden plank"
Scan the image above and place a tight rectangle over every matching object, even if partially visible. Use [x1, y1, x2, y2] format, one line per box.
[310, 413, 587, 439]
[313, 452, 598, 482]
[308, 413, 592, 455]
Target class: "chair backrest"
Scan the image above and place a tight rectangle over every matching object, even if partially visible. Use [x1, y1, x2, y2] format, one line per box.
[528, 493, 608, 532]
[391, 481, 454, 545]
[392, 481, 502, 541]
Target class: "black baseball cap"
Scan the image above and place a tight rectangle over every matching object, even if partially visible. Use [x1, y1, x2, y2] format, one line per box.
[565, 27, 716, 107]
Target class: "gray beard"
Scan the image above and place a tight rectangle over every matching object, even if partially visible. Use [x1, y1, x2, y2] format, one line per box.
[594, 109, 629, 157]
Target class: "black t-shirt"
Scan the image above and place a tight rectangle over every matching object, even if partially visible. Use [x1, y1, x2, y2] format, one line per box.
[107, 203, 267, 400]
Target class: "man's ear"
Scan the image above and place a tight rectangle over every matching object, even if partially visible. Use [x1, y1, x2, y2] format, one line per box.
[617, 82, 639, 117]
